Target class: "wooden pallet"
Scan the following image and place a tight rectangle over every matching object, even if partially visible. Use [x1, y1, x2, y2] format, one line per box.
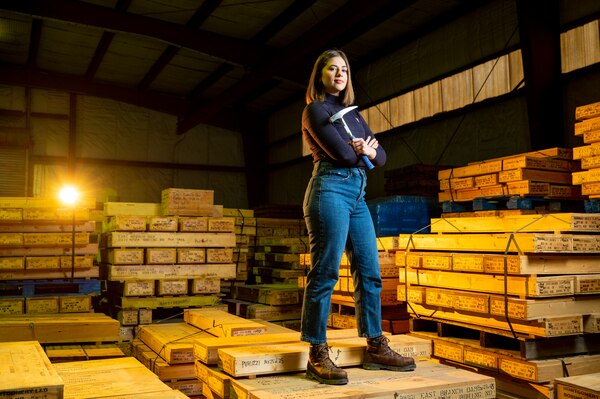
[410, 317, 600, 360]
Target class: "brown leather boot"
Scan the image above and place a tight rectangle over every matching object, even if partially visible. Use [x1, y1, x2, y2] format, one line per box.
[306, 343, 348, 385]
[363, 336, 416, 371]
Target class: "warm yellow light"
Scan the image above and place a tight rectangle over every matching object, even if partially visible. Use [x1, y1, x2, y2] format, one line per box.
[59, 186, 79, 205]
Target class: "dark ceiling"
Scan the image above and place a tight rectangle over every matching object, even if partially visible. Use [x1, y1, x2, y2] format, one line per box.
[0, 0, 488, 134]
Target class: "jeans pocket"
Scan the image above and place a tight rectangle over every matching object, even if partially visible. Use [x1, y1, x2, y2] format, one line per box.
[320, 168, 351, 181]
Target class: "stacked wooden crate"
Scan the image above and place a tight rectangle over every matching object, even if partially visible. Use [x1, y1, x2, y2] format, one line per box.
[554, 372, 600, 399]
[573, 101, 600, 212]
[437, 147, 583, 215]
[384, 163, 451, 198]
[99, 188, 237, 340]
[130, 308, 272, 398]
[223, 207, 256, 283]
[221, 217, 309, 331]
[397, 213, 600, 399]
[0, 196, 99, 316]
[298, 237, 410, 334]
[191, 315, 499, 399]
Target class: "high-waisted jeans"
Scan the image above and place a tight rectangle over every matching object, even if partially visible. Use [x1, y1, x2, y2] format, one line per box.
[301, 161, 383, 344]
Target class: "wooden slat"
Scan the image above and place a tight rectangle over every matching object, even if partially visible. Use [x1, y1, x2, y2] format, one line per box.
[398, 233, 600, 253]
[408, 303, 581, 338]
[0, 314, 120, 343]
[105, 263, 236, 280]
[106, 231, 236, 248]
[431, 213, 600, 233]
[397, 252, 600, 275]
[400, 268, 576, 297]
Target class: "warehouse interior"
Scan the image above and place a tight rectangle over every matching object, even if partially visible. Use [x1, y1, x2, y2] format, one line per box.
[1, 0, 600, 398]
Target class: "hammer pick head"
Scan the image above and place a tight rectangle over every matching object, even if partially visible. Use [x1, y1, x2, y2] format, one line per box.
[329, 105, 358, 123]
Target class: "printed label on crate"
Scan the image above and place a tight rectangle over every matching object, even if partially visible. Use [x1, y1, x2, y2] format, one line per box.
[26, 297, 59, 313]
[0, 298, 24, 314]
[545, 316, 583, 336]
[490, 298, 526, 319]
[158, 279, 188, 295]
[0, 257, 24, 269]
[0, 208, 22, 221]
[206, 248, 234, 263]
[498, 357, 537, 381]
[208, 217, 235, 232]
[60, 296, 91, 312]
[177, 248, 205, 263]
[146, 248, 177, 264]
[534, 277, 574, 296]
[433, 340, 463, 362]
[576, 275, 600, 294]
[178, 217, 208, 232]
[148, 216, 178, 231]
[124, 281, 155, 296]
[464, 348, 497, 369]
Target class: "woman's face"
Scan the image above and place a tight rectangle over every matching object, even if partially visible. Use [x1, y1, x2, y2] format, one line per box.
[321, 56, 348, 96]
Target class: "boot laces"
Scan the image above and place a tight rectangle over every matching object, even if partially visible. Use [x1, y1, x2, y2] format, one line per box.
[314, 344, 339, 367]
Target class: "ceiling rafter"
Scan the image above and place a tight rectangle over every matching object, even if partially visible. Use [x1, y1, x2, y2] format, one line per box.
[137, 0, 223, 91]
[0, 0, 268, 67]
[26, 18, 42, 68]
[0, 66, 188, 115]
[177, 0, 416, 134]
[85, 0, 132, 80]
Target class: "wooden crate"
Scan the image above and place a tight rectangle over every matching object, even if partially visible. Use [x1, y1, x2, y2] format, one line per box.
[1, 341, 63, 399]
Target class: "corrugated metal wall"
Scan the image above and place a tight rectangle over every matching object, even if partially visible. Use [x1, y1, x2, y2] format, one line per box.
[0, 147, 28, 196]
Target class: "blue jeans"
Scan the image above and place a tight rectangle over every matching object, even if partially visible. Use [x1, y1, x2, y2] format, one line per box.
[301, 161, 383, 344]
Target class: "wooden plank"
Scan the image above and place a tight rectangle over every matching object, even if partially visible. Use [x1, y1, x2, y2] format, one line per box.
[408, 303, 582, 337]
[400, 268, 575, 297]
[54, 357, 185, 398]
[398, 233, 600, 253]
[555, 372, 600, 399]
[104, 202, 161, 216]
[184, 308, 268, 337]
[431, 213, 600, 233]
[0, 220, 96, 232]
[1, 341, 64, 399]
[0, 266, 99, 281]
[119, 294, 220, 309]
[104, 215, 147, 232]
[501, 156, 576, 172]
[438, 160, 504, 179]
[498, 169, 572, 184]
[575, 117, 600, 136]
[573, 169, 600, 184]
[576, 101, 600, 121]
[105, 263, 236, 281]
[230, 361, 495, 399]
[573, 143, 600, 159]
[0, 243, 99, 257]
[106, 231, 236, 248]
[218, 334, 431, 377]
[0, 313, 120, 343]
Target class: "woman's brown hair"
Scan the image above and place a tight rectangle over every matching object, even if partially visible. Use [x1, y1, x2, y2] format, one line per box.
[305, 49, 355, 106]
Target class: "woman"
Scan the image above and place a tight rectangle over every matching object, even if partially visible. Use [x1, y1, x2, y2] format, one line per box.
[300, 49, 416, 385]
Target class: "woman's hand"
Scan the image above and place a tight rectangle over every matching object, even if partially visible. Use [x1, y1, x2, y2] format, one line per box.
[351, 137, 379, 159]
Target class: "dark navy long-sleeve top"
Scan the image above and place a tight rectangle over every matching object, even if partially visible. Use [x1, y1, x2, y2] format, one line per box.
[302, 94, 386, 168]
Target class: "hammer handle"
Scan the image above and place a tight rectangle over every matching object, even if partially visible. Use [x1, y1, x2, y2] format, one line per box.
[341, 124, 375, 170]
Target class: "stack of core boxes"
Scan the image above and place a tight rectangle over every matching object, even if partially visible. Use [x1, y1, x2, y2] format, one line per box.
[573, 100, 600, 211]
[0, 196, 99, 316]
[99, 188, 237, 340]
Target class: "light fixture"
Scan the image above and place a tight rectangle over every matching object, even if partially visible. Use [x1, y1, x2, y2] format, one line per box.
[58, 186, 79, 281]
